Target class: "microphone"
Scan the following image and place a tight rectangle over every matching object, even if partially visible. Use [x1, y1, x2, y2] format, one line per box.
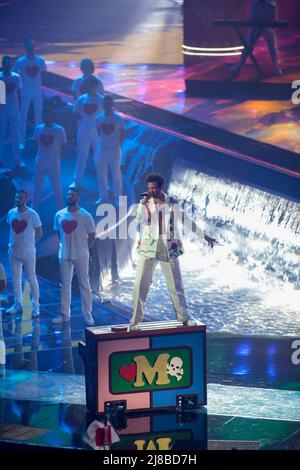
[141, 192, 149, 197]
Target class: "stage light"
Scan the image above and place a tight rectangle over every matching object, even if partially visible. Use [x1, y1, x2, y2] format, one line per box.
[236, 343, 252, 357]
[182, 44, 243, 56]
[232, 365, 250, 376]
[183, 45, 244, 52]
[182, 50, 242, 56]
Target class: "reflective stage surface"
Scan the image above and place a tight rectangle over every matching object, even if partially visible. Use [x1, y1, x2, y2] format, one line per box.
[0, 281, 299, 450]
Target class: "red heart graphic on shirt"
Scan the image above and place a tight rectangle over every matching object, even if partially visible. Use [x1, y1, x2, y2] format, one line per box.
[119, 363, 137, 382]
[12, 219, 28, 234]
[39, 134, 54, 147]
[100, 123, 115, 135]
[83, 103, 97, 115]
[25, 66, 39, 78]
[61, 219, 78, 234]
[6, 82, 16, 94]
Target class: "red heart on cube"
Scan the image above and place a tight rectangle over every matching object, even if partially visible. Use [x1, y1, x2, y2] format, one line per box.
[6, 82, 16, 94]
[61, 219, 78, 234]
[40, 134, 54, 147]
[100, 123, 115, 135]
[119, 363, 137, 382]
[25, 66, 39, 78]
[12, 219, 27, 234]
[83, 103, 97, 115]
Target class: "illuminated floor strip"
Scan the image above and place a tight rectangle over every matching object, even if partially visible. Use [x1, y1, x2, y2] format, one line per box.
[1, 371, 300, 422]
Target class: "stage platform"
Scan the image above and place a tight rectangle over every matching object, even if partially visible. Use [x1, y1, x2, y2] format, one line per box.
[184, 27, 300, 101]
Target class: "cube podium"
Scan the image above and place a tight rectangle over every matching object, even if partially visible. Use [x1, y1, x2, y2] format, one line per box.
[79, 321, 207, 414]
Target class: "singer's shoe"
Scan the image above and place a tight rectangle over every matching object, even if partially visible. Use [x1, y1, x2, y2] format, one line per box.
[31, 307, 40, 319]
[83, 313, 95, 326]
[129, 322, 141, 331]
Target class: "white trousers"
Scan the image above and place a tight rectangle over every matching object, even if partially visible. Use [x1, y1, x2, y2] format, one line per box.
[131, 240, 190, 324]
[0, 106, 21, 165]
[74, 126, 99, 187]
[9, 251, 40, 308]
[20, 89, 43, 145]
[60, 257, 92, 317]
[95, 145, 122, 200]
[33, 157, 63, 210]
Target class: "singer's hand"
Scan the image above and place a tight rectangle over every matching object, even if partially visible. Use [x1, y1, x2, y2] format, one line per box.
[141, 192, 151, 204]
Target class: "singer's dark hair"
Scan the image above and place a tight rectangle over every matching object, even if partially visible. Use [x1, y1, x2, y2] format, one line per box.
[146, 173, 164, 188]
[68, 184, 80, 195]
[16, 189, 27, 197]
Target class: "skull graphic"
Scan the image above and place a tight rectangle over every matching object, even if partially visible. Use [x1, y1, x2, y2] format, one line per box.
[167, 357, 184, 381]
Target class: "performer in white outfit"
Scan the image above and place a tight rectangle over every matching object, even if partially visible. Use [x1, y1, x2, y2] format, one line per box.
[13, 38, 47, 147]
[0, 263, 6, 376]
[73, 76, 103, 188]
[33, 107, 67, 210]
[130, 173, 218, 330]
[95, 95, 125, 205]
[0, 56, 22, 167]
[6, 190, 43, 318]
[53, 186, 96, 326]
[71, 58, 104, 99]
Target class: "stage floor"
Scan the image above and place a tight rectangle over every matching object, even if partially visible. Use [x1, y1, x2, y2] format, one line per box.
[42, 60, 300, 156]
[1, 377, 300, 450]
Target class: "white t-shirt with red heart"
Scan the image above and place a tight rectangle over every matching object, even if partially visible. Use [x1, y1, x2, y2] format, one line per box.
[0, 71, 22, 110]
[96, 112, 125, 149]
[71, 75, 104, 99]
[74, 93, 104, 129]
[54, 207, 95, 260]
[7, 207, 42, 256]
[33, 123, 67, 162]
[13, 55, 47, 91]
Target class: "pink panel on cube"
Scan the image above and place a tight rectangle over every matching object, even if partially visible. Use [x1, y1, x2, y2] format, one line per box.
[97, 337, 150, 412]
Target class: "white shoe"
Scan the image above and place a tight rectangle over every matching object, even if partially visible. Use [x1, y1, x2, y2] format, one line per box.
[52, 315, 70, 325]
[183, 317, 200, 327]
[83, 314, 95, 326]
[6, 304, 22, 315]
[32, 307, 40, 319]
[129, 323, 141, 331]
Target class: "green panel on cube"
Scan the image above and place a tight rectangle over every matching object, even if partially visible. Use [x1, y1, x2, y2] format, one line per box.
[110, 347, 192, 394]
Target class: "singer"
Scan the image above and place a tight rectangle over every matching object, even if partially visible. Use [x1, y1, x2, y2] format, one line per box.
[129, 173, 218, 330]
